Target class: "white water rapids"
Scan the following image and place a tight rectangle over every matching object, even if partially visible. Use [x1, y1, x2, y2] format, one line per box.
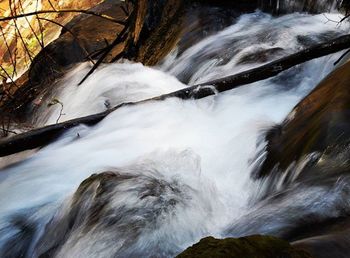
[0, 11, 349, 258]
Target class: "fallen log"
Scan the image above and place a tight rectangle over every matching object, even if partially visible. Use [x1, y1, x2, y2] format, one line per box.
[1, 34, 350, 157]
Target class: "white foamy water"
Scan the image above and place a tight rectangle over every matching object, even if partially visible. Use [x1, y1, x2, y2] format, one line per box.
[0, 11, 348, 257]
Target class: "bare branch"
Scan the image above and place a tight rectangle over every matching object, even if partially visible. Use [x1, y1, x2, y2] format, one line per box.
[0, 26, 16, 78]
[0, 9, 127, 25]
[18, 0, 44, 49]
[77, 0, 147, 85]
[47, 0, 57, 11]
[8, 0, 33, 62]
[35, 0, 45, 47]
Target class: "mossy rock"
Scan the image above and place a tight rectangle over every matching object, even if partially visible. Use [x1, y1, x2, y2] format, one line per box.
[177, 235, 313, 258]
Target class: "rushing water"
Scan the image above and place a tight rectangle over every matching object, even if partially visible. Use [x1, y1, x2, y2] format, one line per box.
[258, 0, 341, 14]
[0, 9, 349, 258]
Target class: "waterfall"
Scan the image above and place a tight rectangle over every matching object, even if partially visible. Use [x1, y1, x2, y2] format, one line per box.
[0, 9, 349, 258]
[259, 0, 341, 14]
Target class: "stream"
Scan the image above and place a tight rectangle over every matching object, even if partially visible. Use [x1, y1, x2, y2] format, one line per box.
[0, 4, 349, 258]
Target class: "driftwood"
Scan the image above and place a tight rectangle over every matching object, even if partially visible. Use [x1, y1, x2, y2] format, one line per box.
[1, 34, 350, 157]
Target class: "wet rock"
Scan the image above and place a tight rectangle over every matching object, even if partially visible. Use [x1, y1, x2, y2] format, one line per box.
[256, 60, 350, 179]
[177, 235, 312, 258]
[237, 47, 285, 65]
[251, 57, 350, 258]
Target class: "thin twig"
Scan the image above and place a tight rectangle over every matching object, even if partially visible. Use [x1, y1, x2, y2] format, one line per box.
[47, 0, 57, 11]
[0, 26, 16, 78]
[78, 0, 138, 85]
[18, 0, 44, 49]
[0, 9, 127, 25]
[56, 102, 64, 124]
[35, 0, 45, 47]
[0, 128, 17, 136]
[120, 5, 129, 16]
[78, 21, 129, 85]
[9, 0, 33, 62]
[0, 63, 17, 89]
[48, 98, 65, 123]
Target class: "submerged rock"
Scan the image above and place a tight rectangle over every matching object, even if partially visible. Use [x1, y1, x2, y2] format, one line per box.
[33, 170, 191, 257]
[177, 235, 312, 258]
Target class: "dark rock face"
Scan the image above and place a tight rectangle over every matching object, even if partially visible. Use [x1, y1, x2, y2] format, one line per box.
[177, 235, 312, 258]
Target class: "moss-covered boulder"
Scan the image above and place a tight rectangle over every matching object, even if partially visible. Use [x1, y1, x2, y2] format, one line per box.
[177, 235, 312, 258]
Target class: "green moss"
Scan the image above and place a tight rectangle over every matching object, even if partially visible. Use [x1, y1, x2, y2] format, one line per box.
[177, 235, 313, 258]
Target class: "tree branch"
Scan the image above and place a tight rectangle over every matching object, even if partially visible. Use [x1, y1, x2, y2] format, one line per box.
[77, 0, 145, 85]
[0, 9, 126, 25]
[0, 34, 350, 157]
